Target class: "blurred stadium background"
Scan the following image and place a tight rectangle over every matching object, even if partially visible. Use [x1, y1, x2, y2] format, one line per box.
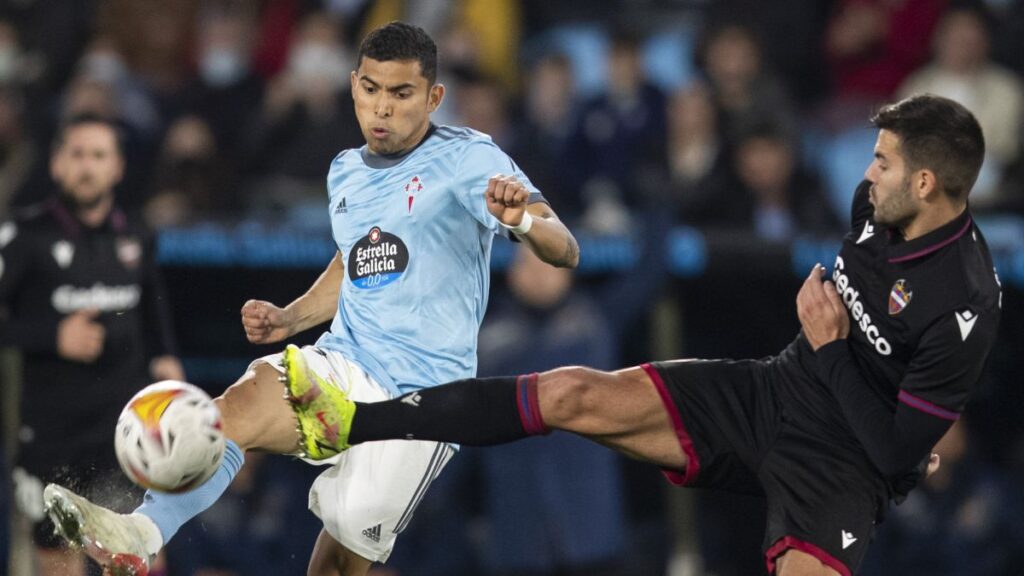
[1, 0, 1024, 574]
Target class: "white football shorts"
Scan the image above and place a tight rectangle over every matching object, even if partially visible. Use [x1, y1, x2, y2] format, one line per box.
[252, 345, 455, 563]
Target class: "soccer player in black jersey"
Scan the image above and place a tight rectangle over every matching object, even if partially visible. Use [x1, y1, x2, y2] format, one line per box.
[293, 94, 1001, 576]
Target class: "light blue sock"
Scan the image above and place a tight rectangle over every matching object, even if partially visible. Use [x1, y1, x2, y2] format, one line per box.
[134, 439, 244, 544]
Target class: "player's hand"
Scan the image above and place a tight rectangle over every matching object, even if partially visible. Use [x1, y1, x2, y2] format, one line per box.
[796, 264, 850, 351]
[150, 355, 185, 381]
[485, 174, 530, 228]
[56, 309, 105, 363]
[241, 299, 295, 344]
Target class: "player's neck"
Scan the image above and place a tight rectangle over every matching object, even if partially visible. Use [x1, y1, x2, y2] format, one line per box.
[900, 201, 966, 241]
[76, 193, 115, 228]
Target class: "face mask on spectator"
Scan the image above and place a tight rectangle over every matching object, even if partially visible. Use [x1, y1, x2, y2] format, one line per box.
[289, 43, 350, 88]
[80, 52, 127, 84]
[0, 44, 18, 81]
[200, 48, 248, 87]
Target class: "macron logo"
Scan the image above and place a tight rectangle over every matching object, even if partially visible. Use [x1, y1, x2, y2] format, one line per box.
[842, 530, 857, 549]
[857, 221, 875, 244]
[401, 393, 422, 407]
[955, 310, 978, 341]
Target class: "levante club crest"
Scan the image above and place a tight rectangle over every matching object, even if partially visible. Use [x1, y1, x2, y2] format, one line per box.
[889, 279, 912, 315]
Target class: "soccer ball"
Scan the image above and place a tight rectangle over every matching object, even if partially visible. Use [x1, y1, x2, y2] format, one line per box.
[114, 381, 225, 493]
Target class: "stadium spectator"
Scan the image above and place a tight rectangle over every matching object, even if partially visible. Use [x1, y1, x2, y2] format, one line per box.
[182, 3, 266, 166]
[898, 5, 1024, 211]
[822, 0, 945, 128]
[695, 22, 799, 145]
[0, 114, 182, 576]
[701, 1, 833, 106]
[665, 81, 733, 227]
[144, 115, 235, 228]
[507, 53, 580, 220]
[564, 30, 667, 234]
[243, 11, 362, 217]
[0, 86, 41, 219]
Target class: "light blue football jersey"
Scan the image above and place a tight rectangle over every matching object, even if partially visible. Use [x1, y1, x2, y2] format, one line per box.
[316, 125, 543, 396]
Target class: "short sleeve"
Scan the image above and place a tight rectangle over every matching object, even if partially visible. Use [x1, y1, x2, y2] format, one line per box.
[453, 140, 542, 234]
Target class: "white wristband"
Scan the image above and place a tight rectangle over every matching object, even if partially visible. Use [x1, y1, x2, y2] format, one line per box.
[500, 210, 534, 235]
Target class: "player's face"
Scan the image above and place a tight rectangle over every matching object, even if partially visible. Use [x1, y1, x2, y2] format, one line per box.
[864, 129, 918, 228]
[351, 57, 443, 155]
[51, 123, 124, 209]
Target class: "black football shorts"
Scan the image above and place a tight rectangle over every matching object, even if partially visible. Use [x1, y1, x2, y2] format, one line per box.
[642, 359, 888, 576]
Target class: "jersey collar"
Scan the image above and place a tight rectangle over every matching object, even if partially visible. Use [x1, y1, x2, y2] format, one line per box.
[886, 207, 972, 264]
[47, 195, 128, 238]
[361, 123, 438, 169]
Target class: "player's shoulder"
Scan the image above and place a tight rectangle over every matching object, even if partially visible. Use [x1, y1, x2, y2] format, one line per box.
[954, 221, 1002, 312]
[432, 125, 503, 157]
[849, 180, 873, 230]
[434, 124, 492, 144]
[911, 218, 1001, 322]
[0, 203, 57, 251]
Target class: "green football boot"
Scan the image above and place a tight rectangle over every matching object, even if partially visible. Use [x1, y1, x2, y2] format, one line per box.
[281, 344, 356, 460]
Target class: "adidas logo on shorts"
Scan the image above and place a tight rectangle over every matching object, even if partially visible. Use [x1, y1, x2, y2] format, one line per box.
[362, 524, 382, 543]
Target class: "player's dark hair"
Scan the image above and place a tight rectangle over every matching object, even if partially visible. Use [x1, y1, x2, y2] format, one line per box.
[871, 94, 984, 203]
[358, 21, 437, 84]
[53, 113, 125, 156]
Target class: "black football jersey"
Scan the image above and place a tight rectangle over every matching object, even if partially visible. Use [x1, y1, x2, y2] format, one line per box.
[774, 180, 1001, 477]
[0, 197, 176, 464]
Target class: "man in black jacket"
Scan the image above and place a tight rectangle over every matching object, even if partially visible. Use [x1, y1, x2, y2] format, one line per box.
[0, 114, 182, 575]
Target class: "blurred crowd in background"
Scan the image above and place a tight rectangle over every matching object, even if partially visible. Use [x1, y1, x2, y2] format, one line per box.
[1, 0, 1024, 575]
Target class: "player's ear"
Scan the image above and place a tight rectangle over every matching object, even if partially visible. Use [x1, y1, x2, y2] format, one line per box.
[350, 71, 359, 97]
[427, 83, 444, 113]
[913, 168, 938, 201]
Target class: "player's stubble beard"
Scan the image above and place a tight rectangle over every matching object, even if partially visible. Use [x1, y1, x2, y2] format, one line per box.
[873, 172, 916, 231]
[59, 175, 112, 212]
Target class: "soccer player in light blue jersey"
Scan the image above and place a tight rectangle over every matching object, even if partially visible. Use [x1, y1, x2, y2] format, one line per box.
[43, 21, 578, 576]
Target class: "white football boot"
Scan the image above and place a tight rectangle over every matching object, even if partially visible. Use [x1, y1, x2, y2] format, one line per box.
[44, 483, 158, 576]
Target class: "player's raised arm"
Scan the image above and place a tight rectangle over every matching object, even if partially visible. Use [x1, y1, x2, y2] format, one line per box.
[485, 174, 579, 269]
[241, 250, 344, 344]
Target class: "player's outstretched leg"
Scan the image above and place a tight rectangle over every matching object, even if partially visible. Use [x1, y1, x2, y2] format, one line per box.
[44, 361, 302, 574]
[288, 362, 687, 472]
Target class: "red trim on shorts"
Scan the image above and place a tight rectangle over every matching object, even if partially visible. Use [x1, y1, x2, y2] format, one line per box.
[764, 536, 851, 576]
[640, 363, 700, 486]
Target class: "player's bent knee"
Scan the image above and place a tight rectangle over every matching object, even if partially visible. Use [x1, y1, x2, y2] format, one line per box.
[539, 366, 610, 430]
[216, 363, 293, 451]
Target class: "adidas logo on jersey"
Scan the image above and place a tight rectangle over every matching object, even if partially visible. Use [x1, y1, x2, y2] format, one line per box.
[335, 198, 348, 214]
[362, 524, 382, 543]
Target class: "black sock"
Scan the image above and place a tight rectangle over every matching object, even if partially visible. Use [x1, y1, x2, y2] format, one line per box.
[348, 374, 549, 446]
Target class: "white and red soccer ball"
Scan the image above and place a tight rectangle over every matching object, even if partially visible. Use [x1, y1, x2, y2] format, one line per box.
[114, 381, 225, 493]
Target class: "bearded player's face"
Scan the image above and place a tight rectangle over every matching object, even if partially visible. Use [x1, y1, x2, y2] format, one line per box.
[865, 129, 918, 229]
[351, 57, 444, 156]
